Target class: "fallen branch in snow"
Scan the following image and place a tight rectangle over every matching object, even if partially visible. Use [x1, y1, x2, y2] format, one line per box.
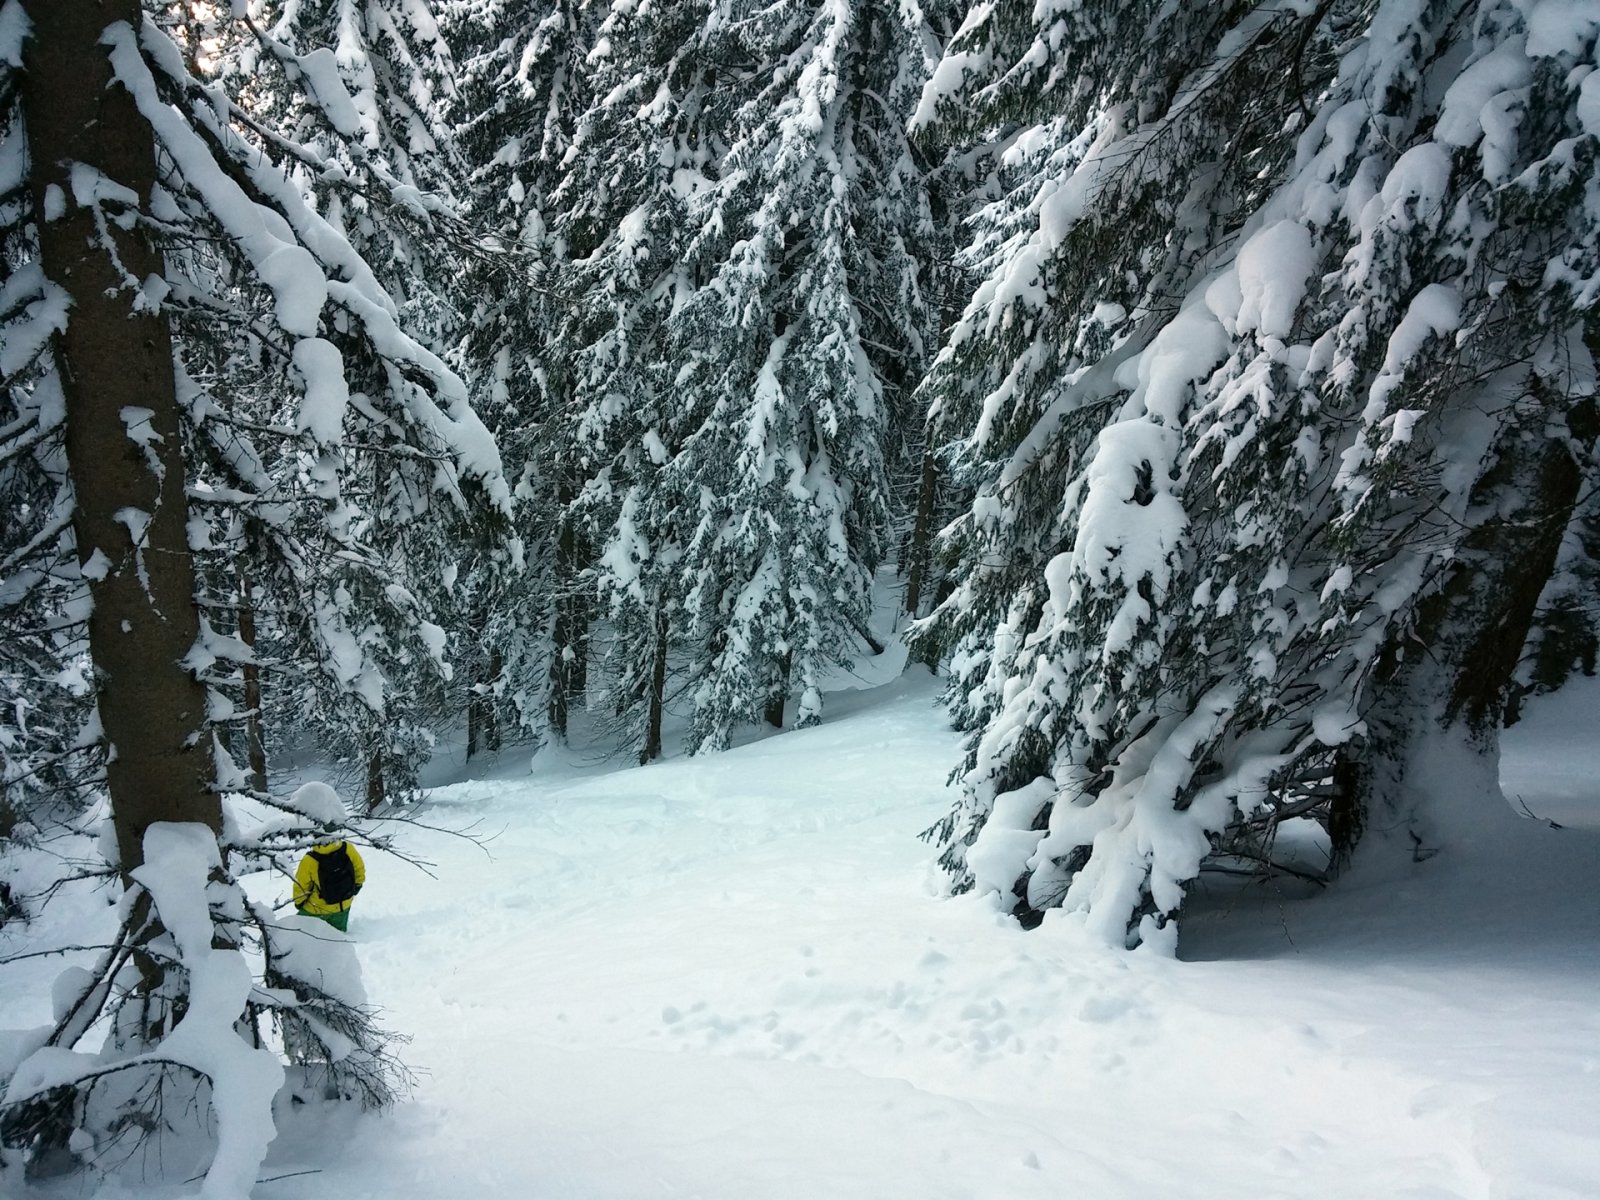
[1199, 857, 1328, 887]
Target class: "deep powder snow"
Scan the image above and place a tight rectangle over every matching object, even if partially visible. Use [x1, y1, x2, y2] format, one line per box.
[5, 668, 1598, 1199]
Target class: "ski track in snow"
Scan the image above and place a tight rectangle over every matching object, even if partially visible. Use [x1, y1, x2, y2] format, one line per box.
[9, 671, 1599, 1200]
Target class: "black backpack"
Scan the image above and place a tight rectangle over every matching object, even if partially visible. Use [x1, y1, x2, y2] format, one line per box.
[315, 844, 358, 904]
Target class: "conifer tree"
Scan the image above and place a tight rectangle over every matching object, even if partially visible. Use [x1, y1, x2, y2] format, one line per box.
[919, 0, 1600, 947]
[444, 0, 600, 747]
[672, 0, 936, 747]
[209, 0, 486, 802]
[547, 0, 710, 761]
[1511, 498, 1600, 720]
[554, 0, 948, 757]
[0, 0, 505, 1184]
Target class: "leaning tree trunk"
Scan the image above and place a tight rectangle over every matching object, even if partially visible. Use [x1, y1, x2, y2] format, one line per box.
[21, 0, 216, 877]
[1334, 381, 1600, 869]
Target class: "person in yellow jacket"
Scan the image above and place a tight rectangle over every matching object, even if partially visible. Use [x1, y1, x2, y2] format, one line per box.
[293, 837, 365, 932]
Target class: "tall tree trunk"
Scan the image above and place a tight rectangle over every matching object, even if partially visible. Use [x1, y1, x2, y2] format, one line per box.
[763, 654, 790, 729]
[237, 571, 267, 792]
[905, 448, 945, 670]
[1335, 383, 1599, 870]
[903, 448, 939, 619]
[22, 0, 215, 878]
[366, 750, 385, 813]
[548, 616, 568, 741]
[564, 524, 590, 701]
[641, 604, 669, 765]
[550, 484, 589, 738]
[468, 646, 502, 758]
[485, 648, 502, 752]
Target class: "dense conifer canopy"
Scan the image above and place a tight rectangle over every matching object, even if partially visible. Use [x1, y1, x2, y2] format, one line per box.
[0, 0, 1597, 1186]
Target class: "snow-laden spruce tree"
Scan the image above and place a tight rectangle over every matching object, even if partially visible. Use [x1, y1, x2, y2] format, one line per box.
[446, 0, 593, 260]
[539, 0, 717, 762]
[0, 0, 504, 1188]
[442, 0, 603, 748]
[919, 0, 1600, 948]
[912, 0, 1319, 783]
[556, 0, 945, 759]
[668, 0, 948, 749]
[203, 0, 490, 805]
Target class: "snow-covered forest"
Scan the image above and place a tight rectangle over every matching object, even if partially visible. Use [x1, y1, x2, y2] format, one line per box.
[1, 0, 1597, 1195]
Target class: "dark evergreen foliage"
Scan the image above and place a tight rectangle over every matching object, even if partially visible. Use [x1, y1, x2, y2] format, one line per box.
[914, 0, 1600, 946]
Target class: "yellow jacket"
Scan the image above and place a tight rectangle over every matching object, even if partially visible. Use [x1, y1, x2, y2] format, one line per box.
[293, 841, 366, 915]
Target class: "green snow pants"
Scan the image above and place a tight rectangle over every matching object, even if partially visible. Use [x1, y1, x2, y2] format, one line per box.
[298, 906, 350, 932]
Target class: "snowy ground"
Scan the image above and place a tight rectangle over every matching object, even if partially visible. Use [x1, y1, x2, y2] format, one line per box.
[5, 665, 1598, 1200]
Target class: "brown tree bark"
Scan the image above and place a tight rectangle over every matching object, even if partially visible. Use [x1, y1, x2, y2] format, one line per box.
[763, 654, 790, 729]
[1331, 383, 1600, 870]
[366, 749, 385, 812]
[237, 571, 267, 791]
[467, 647, 502, 759]
[549, 483, 590, 739]
[485, 648, 503, 752]
[641, 604, 668, 764]
[22, 0, 216, 878]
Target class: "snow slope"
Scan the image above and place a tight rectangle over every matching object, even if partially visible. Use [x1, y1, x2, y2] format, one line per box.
[1501, 674, 1600, 830]
[8, 666, 1599, 1199]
